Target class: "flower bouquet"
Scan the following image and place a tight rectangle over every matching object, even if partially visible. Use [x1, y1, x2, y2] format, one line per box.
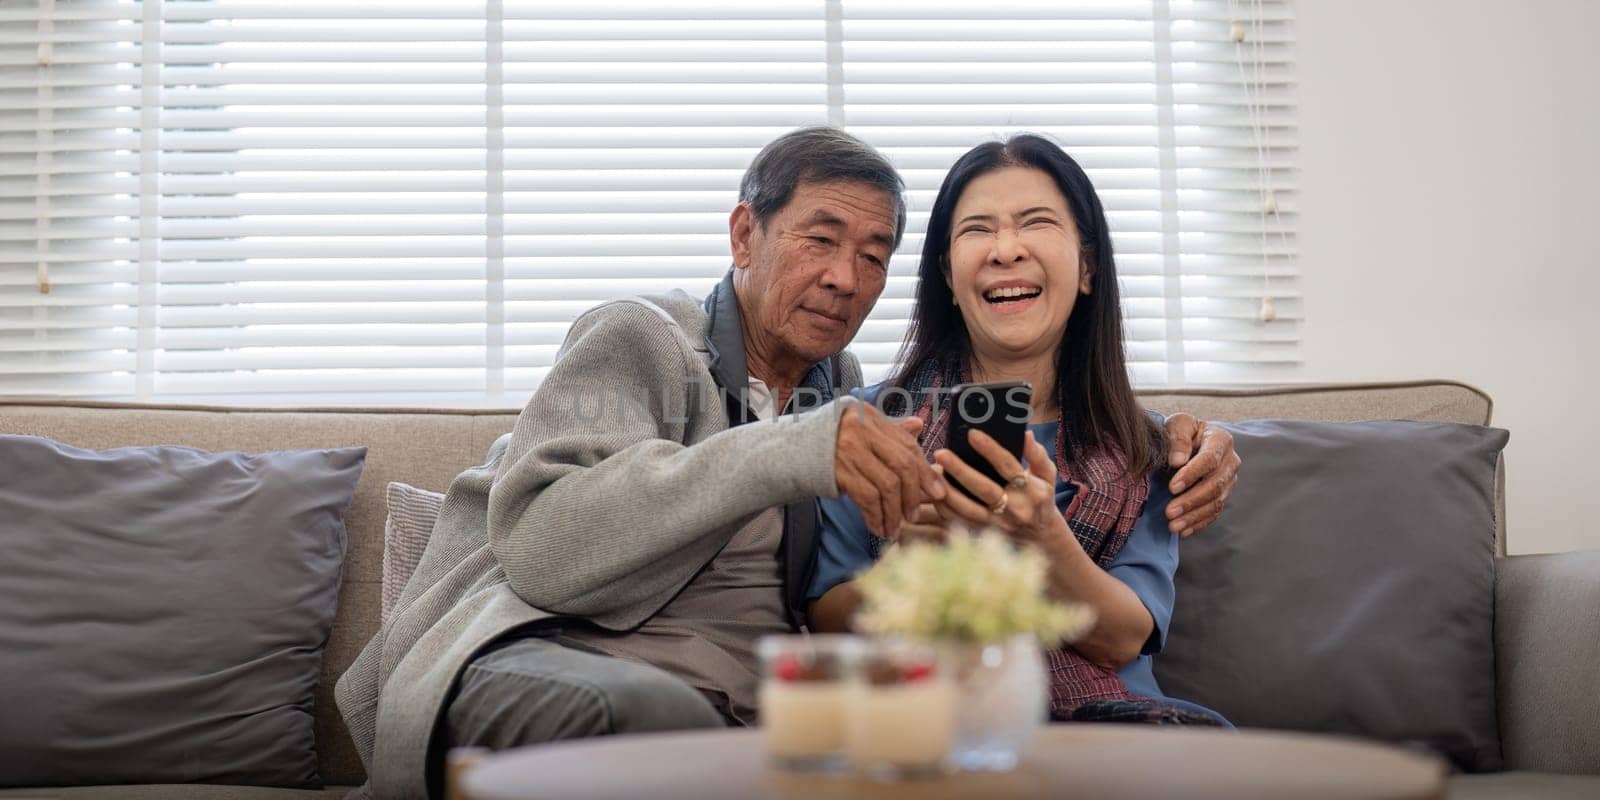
[853, 529, 1095, 772]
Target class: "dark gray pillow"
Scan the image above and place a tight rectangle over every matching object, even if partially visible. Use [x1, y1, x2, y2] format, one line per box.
[0, 435, 366, 788]
[1155, 420, 1507, 772]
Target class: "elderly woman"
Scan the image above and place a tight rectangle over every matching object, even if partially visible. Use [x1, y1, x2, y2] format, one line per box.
[807, 134, 1228, 725]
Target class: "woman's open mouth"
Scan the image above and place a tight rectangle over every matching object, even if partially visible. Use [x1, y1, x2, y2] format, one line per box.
[982, 285, 1043, 315]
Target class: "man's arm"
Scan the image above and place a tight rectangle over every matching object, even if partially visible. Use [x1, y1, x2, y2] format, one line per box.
[486, 300, 846, 631]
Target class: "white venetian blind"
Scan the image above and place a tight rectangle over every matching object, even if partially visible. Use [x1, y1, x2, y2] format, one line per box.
[0, 0, 1298, 405]
[841, 0, 1298, 385]
[497, 1, 832, 400]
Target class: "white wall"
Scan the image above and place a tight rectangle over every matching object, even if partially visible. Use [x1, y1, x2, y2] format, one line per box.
[1294, 0, 1600, 554]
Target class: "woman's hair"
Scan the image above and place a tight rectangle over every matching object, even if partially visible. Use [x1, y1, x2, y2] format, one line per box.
[892, 133, 1166, 475]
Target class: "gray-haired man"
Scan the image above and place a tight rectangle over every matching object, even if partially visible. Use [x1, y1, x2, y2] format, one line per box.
[336, 127, 1239, 799]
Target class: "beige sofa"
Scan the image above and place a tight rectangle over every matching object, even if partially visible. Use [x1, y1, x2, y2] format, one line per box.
[0, 381, 1595, 799]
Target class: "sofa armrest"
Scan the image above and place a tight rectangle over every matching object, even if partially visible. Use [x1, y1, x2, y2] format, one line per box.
[1495, 550, 1600, 774]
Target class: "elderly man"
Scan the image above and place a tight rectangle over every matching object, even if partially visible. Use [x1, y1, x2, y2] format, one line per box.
[337, 127, 1239, 799]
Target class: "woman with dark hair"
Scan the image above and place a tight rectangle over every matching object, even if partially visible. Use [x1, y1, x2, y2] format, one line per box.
[807, 134, 1226, 725]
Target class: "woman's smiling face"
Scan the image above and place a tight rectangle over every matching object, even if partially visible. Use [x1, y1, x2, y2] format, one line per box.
[946, 165, 1092, 363]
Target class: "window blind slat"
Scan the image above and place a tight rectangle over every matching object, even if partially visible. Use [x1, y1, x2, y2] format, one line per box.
[158, 259, 482, 283]
[158, 324, 487, 349]
[158, 3, 487, 22]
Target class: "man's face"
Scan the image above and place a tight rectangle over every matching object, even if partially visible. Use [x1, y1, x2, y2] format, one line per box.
[729, 180, 897, 366]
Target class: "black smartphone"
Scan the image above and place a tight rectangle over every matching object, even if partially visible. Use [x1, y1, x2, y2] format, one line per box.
[944, 380, 1032, 501]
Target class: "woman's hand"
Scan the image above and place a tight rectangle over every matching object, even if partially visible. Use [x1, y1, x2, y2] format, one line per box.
[931, 429, 1065, 548]
[896, 500, 950, 543]
[932, 429, 1154, 671]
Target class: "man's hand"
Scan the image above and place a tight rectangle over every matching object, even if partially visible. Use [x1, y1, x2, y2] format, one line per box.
[1162, 413, 1241, 537]
[834, 404, 945, 538]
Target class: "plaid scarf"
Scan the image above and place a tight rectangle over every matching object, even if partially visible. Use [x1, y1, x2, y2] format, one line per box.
[882, 354, 1220, 726]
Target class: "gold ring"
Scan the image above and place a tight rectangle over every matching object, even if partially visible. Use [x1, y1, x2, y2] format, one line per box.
[989, 492, 1009, 516]
[1007, 474, 1029, 490]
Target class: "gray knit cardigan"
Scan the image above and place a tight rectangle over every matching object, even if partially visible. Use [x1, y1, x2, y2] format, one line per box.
[335, 289, 859, 799]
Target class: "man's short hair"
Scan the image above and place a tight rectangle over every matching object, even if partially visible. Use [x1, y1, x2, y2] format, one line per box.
[738, 126, 908, 249]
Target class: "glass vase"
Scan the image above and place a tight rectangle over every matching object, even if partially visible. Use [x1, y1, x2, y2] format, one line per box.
[940, 635, 1048, 772]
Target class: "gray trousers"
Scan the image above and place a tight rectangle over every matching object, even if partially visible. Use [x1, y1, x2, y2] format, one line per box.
[441, 634, 728, 755]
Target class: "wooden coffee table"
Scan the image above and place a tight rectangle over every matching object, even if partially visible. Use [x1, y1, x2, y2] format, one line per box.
[462, 726, 1447, 800]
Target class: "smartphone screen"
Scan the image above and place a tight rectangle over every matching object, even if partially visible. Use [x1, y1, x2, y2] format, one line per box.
[944, 380, 1032, 501]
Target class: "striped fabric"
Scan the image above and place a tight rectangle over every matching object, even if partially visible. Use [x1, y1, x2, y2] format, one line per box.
[380, 482, 444, 626]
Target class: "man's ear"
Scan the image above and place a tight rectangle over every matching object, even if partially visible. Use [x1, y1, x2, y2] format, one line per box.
[729, 203, 757, 270]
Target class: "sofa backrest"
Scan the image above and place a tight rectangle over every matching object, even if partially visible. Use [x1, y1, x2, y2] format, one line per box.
[0, 380, 1494, 787]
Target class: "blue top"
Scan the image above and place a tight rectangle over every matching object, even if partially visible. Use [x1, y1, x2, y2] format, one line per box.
[807, 386, 1177, 701]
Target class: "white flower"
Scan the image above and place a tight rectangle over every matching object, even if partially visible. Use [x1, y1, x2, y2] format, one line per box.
[854, 528, 1095, 645]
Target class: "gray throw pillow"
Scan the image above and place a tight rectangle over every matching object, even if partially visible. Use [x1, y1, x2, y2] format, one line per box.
[1154, 420, 1508, 772]
[0, 435, 366, 788]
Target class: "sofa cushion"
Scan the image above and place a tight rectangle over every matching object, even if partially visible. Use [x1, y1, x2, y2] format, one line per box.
[1494, 550, 1600, 774]
[382, 481, 446, 623]
[0, 435, 365, 789]
[1154, 420, 1508, 772]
